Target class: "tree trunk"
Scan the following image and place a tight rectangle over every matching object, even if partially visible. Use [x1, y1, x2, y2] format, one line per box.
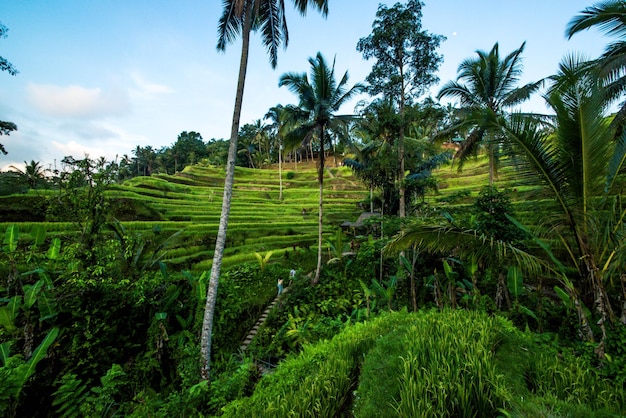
[279, 144, 283, 201]
[200, 0, 252, 381]
[314, 129, 325, 284]
[398, 62, 406, 219]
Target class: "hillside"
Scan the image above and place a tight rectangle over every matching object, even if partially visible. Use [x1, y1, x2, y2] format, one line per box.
[0, 162, 369, 272]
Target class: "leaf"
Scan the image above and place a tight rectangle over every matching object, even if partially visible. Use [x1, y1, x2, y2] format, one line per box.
[0, 341, 12, 366]
[23, 280, 44, 310]
[3, 224, 18, 253]
[399, 255, 412, 274]
[507, 265, 524, 299]
[155, 312, 167, 320]
[553, 285, 572, 309]
[518, 304, 538, 320]
[47, 238, 61, 261]
[0, 306, 16, 331]
[0, 296, 21, 331]
[442, 259, 457, 281]
[31, 225, 46, 247]
[24, 327, 59, 382]
[38, 289, 58, 322]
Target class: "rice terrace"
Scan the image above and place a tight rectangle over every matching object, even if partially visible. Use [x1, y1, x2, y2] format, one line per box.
[2, 1, 626, 417]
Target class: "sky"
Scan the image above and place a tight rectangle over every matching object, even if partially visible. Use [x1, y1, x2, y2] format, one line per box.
[0, 0, 611, 172]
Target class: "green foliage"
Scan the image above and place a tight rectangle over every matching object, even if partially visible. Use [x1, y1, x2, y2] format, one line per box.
[222, 310, 624, 417]
[53, 364, 128, 417]
[474, 186, 525, 242]
[0, 328, 59, 416]
[254, 250, 274, 271]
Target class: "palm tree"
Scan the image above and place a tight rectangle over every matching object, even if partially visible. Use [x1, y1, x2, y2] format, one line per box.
[566, 1, 626, 132]
[265, 104, 294, 200]
[201, 0, 328, 381]
[9, 160, 46, 189]
[279, 52, 364, 283]
[500, 55, 626, 355]
[390, 55, 626, 357]
[437, 42, 542, 184]
[250, 118, 270, 166]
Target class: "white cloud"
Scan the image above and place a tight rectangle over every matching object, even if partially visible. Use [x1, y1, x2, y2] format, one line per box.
[129, 72, 175, 98]
[26, 83, 130, 119]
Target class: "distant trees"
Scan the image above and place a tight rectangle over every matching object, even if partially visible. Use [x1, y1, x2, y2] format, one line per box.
[8, 160, 47, 189]
[0, 22, 18, 155]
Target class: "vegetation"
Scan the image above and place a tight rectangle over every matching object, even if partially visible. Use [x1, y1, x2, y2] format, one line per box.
[1, 0, 626, 416]
[0, 21, 18, 154]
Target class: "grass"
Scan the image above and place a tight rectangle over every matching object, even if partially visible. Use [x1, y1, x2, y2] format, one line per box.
[220, 310, 625, 417]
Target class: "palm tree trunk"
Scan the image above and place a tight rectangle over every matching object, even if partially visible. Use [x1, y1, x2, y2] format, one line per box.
[200, 0, 252, 381]
[279, 144, 283, 201]
[314, 130, 325, 284]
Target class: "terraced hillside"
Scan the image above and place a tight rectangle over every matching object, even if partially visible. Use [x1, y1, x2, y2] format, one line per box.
[2, 155, 557, 274]
[425, 155, 558, 228]
[0, 163, 369, 274]
[114, 164, 371, 271]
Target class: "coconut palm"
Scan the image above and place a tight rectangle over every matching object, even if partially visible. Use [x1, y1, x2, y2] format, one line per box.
[390, 55, 626, 356]
[499, 55, 626, 355]
[265, 104, 294, 200]
[201, 0, 328, 381]
[566, 1, 626, 131]
[9, 160, 46, 189]
[437, 42, 542, 184]
[279, 52, 364, 283]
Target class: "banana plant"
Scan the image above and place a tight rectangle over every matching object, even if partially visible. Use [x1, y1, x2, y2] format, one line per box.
[507, 265, 538, 323]
[254, 251, 274, 271]
[0, 327, 59, 415]
[325, 229, 350, 266]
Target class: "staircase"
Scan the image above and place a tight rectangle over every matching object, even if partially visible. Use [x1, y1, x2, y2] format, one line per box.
[239, 286, 289, 353]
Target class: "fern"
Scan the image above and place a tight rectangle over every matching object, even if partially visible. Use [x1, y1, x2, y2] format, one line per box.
[52, 373, 90, 418]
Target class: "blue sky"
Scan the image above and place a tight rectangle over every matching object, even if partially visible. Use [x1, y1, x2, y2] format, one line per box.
[0, 1, 609, 171]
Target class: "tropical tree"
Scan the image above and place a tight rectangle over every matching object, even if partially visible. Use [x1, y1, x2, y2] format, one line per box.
[389, 55, 626, 357]
[1, 22, 18, 155]
[437, 42, 542, 184]
[500, 55, 626, 355]
[357, 0, 444, 218]
[201, 0, 328, 381]
[250, 118, 271, 166]
[279, 52, 364, 283]
[566, 0, 626, 131]
[9, 160, 47, 189]
[170, 131, 207, 173]
[347, 99, 448, 216]
[265, 104, 294, 200]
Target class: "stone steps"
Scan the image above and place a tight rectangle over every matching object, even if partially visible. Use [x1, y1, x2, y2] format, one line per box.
[239, 286, 289, 353]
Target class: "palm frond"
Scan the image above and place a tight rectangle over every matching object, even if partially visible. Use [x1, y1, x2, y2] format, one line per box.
[216, 0, 243, 51]
[384, 224, 551, 278]
[566, 1, 626, 39]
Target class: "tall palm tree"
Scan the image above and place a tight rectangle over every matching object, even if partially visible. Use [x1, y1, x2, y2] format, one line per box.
[500, 55, 626, 355]
[437, 42, 542, 184]
[566, 1, 626, 132]
[279, 52, 364, 283]
[265, 104, 294, 200]
[201, 0, 328, 381]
